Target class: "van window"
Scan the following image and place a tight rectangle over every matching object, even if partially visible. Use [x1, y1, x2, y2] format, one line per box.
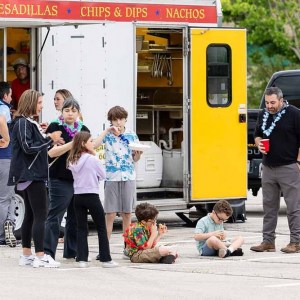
[259, 75, 300, 109]
[206, 45, 231, 107]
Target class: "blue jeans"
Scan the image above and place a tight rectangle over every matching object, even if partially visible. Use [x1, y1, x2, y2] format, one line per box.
[0, 159, 15, 242]
[44, 178, 77, 259]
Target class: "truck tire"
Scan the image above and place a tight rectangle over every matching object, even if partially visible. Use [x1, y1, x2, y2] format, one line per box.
[13, 193, 25, 240]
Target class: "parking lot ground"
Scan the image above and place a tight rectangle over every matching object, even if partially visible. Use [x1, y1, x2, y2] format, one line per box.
[1, 193, 299, 300]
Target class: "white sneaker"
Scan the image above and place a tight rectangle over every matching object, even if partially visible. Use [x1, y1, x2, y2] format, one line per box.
[102, 260, 119, 268]
[218, 248, 228, 258]
[19, 254, 35, 266]
[78, 261, 89, 268]
[65, 256, 91, 262]
[32, 254, 61, 268]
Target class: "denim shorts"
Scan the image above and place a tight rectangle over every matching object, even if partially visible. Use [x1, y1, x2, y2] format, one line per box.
[201, 242, 218, 256]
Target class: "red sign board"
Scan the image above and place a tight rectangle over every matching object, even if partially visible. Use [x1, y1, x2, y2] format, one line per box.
[0, 1, 217, 24]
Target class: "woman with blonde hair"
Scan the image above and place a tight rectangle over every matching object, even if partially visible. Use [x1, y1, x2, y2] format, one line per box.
[8, 89, 63, 268]
[53, 89, 83, 121]
[54, 89, 72, 111]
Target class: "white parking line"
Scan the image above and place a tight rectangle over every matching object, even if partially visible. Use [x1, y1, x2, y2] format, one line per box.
[56, 266, 103, 271]
[246, 255, 300, 261]
[265, 283, 300, 288]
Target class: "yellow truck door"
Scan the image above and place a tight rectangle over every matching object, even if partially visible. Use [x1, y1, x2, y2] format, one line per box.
[190, 28, 247, 201]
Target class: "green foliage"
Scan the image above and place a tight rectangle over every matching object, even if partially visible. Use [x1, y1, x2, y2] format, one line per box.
[222, 0, 300, 107]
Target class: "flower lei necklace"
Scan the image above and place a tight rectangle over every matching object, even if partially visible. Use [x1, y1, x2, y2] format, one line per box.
[55, 115, 83, 138]
[261, 103, 288, 137]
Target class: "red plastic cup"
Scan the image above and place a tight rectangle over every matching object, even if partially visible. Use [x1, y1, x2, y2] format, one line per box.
[260, 139, 270, 152]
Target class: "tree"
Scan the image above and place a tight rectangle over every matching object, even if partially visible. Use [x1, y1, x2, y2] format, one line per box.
[222, 0, 300, 107]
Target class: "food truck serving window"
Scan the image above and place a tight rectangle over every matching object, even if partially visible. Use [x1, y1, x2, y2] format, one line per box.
[206, 45, 231, 107]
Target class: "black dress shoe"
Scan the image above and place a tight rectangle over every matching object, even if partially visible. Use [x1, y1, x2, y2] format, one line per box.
[96, 254, 100, 260]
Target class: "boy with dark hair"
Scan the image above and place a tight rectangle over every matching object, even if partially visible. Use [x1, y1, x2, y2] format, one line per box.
[194, 200, 244, 258]
[123, 203, 178, 264]
[94, 106, 142, 256]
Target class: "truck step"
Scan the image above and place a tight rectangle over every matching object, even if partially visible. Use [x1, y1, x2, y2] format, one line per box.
[136, 197, 187, 211]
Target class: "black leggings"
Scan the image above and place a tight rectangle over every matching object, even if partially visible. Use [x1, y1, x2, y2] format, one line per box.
[21, 181, 48, 252]
[74, 193, 111, 262]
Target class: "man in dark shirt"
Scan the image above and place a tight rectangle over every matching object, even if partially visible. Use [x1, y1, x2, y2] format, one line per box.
[251, 87, 300, 254]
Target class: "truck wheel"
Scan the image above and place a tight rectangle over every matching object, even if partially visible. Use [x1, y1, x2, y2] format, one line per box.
[14, 193, 25, 240]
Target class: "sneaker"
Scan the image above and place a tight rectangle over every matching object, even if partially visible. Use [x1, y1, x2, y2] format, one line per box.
[218, 248, 228, 258]
[32, 254, 61, 268]
[0, 240, 6, 246]
[280, 242, 300, 253]
[230, 248, 244, 256]
[19, 254, 35, 266]
[69, 256, 91, 262]
[159, 254, 176, 264]
[250, 242, 275, 252]
[4, 220, 16, 248]
[224, 249, 232, 258]
[102, 260, 119, 268]
[78, 261, 89, 268]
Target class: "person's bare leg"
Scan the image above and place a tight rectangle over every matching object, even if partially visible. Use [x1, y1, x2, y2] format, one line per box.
[206, 236, 227, 250]
[229, 236, 244, 251]
[106, 212, 117, 240]
[121, 212, 132, 235]
[23, 247, 32, 256]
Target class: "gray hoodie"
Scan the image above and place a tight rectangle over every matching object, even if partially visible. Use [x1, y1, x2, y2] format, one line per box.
[68, 152, 106, 194]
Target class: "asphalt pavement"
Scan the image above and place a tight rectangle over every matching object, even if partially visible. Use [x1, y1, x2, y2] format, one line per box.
[1, 190, 299, 300]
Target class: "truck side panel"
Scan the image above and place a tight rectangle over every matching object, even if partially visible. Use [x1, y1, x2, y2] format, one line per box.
[40, 23, 135, 135]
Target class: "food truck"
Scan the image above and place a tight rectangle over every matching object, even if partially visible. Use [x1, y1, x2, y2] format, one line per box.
[0, 0, 247, 227]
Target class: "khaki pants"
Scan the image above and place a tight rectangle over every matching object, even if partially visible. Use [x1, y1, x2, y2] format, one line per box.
[130, 248, 161, 263]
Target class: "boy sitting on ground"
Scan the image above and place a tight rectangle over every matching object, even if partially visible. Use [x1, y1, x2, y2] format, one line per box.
[124, 203, 178, 264]
[194, 200, 244, 258]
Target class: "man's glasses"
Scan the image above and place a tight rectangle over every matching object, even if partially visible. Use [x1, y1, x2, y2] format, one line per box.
[213, 210, 229, 222]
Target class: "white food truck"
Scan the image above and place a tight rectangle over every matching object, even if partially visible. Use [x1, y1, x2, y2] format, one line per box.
[0, 0, 247, 229]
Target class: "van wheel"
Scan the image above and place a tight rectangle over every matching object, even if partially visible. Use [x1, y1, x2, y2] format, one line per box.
[14, 193, 25, 240]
